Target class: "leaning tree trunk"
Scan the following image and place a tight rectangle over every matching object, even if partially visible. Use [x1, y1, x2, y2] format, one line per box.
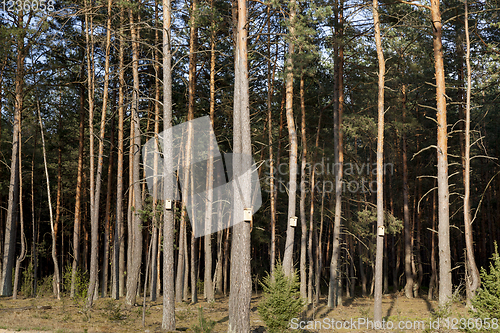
[38, 104, 61, 300]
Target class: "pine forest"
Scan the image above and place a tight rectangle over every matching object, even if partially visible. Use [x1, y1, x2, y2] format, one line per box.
[1, 0, 500, 332]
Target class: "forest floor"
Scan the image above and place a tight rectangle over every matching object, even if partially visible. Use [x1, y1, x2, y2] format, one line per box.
[0, 292, 469, 333]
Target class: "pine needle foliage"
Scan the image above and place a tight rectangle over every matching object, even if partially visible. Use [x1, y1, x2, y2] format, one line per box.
[470, 243, 500, 332]
[258, 263, 304, 333]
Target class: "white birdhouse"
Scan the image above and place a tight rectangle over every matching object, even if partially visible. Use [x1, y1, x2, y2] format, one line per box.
[290, 216, 298, 227]
[244, 208, 252, 222]
[377, 225, 385, 237]
[165, 199, 172, 210]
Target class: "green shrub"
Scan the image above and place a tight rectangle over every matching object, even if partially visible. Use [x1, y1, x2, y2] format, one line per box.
[469, 243, 500, 332]
[21, 261, 34, 296]
[104, 300, 126, 321]
[191, 306, 215, 333]
[37, 275, 54, 297]
[258, 263, 304, 333]
[62, 264, 89, 299]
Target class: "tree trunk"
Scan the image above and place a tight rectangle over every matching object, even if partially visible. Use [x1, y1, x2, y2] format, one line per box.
[204, 3, 216, 301]
[31, 132, 37, 297]
[328, 0, 344, 308]
[282, 0, 297, 278]
[463, 0, 480, 306]
[431, 0, 452, 307]
[228, 0, 252, 330]
[112, 5, 126, 300]
[402, 84, 413, 299]
[13, 117, 26, 299]
[126, 6, 143, 307]
[54, 107, 62, 295]
[311, 112, 323, 304]
[299, 73, 308, 301]
[372, 0, 385, 322]
[149, 0, 161, 302]
[38, 104, 61, 300]
[428, 180, 437, 300]
[267, 3, 277, 276]
[0, 14, 23, 296]
[188, 0, 198, 305]
[102, 112, 115, 297]
[86, 0, 112, 307]
[162, 0, 176, 327]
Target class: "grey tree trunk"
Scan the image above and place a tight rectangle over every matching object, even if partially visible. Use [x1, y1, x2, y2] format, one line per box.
[402, 84, 413, 299]
[149, 0, 161, 303]
[0, 14, 23, 297]
[126, 6, 143, 307]
[299, 74, 308, 302]
[38, 104, 61, 300]
[204, 8, 216, 301]
[162, 0, 176, 328]
[102, 114, 115, 297]
[71, 80, 86, 298]
[86, 0, 112, 308]
[228, 0, 252, 331]
[13, 117, 25, 300]
[463, 0, 480, 306]
[328, 0, 344, 308]
[431, 0, 453, 308]
[282, 0, 297, 278]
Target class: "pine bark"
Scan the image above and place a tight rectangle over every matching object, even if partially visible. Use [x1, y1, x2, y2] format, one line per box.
[204, 1, 216, 301]
[372, 0, 385, 322]
[228, 0, 252, 331]
[463, 0, 480, 305]
[13, 116, 25, 299]
[402, 84, 413, 299]
[328, 0, 344, 308]
[431, 0, 452, 307]
[126, 6, 143, 307]
[112, 5, 126, 299]
[162, 0, 176, 328]
[0, 14, 23, 296]
[299, 74, 308, 301]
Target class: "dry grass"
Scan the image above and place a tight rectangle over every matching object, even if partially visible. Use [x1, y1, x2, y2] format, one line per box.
[0, 292, 468, 332]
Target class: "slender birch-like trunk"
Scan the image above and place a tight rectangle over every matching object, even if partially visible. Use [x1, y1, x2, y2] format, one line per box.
[282, 0, 298, 278]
